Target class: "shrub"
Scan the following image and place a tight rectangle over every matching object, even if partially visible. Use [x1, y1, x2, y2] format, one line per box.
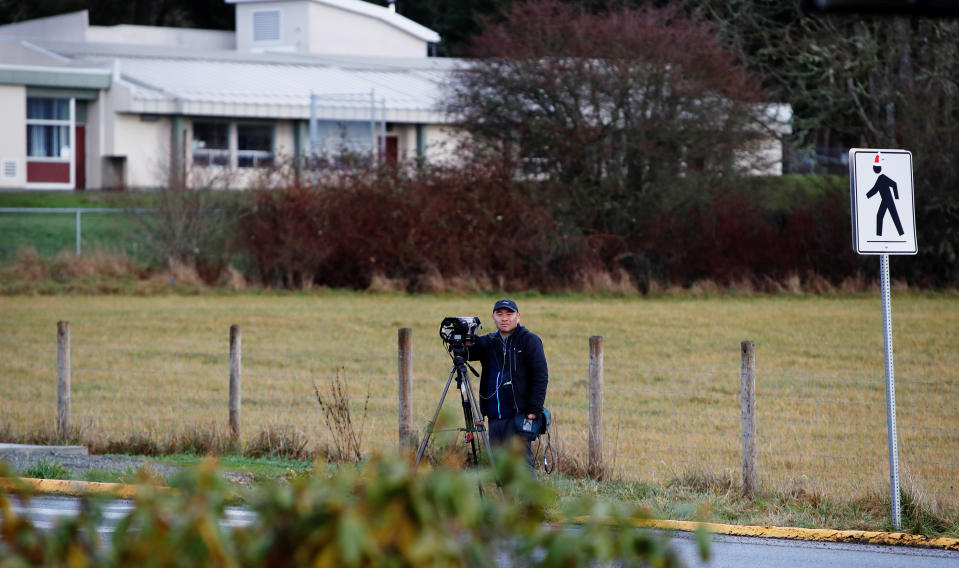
[141, 188, 248, 284]
[642, 183, 859, 287]
[0, 456, 692, 567]
[240, 161, 563, 290]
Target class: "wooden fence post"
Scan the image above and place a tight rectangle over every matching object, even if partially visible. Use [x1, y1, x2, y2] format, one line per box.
[57, 321, 71, 439]
[229, 324, 242, 442]
[589, 335, 604, 478]
[741, 340, 758, 495]
[398, 328, 413, 449]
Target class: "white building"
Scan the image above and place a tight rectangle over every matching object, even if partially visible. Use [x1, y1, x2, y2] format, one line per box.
[0, 0, 790, 191]
[0, 0, 458, 190]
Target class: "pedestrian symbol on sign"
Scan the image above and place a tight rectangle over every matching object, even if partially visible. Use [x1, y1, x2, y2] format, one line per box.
[865, 154, 905, 237]
[848, 148, 917, 255]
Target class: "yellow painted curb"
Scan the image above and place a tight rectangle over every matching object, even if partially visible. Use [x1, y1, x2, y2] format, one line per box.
[6, 478, 958, 551]
[628, 518, 959, 551]
[1, 477, 164, 499]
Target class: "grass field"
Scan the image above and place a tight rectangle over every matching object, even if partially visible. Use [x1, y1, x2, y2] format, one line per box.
[1, 291, 957, 514]
[0, 191, 153, 263]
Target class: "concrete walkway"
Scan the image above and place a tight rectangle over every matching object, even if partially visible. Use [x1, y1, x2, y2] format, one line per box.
[0, 443, 88, 471]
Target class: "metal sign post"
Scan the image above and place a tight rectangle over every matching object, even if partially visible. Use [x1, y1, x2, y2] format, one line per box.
[849, 148, 918, 531]
[879, 254, 901, 529]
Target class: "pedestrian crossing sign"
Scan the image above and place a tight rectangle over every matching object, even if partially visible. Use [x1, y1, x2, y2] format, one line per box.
[849, 148, 918, 255]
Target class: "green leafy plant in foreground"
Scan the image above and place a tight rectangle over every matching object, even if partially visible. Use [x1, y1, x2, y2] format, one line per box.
[0, 453, 703, 567]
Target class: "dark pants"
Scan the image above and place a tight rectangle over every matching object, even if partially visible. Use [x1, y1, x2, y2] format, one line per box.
[487, 416, 533, 469]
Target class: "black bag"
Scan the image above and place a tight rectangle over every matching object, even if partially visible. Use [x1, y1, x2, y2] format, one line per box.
[515, 408, 550, 441]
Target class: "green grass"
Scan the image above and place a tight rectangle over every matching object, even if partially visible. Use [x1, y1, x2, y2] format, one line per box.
[0, 212, 152, 262]
[0, 191, 155, 263]
[22, 459, 72, 480]
[0, 191, 126, 209]
[152, 454, 313, 482]
[80, 466, 143, 484]
[545, 470, 959, 537]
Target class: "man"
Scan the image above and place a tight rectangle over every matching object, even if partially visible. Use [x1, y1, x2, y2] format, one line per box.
[866, 154, 905, 237]
[469, 299, 548, 465]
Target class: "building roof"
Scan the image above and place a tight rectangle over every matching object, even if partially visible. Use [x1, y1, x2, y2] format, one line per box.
[226, 0, 440, 43]
[0, 2, 450, 123]
[17, 39, 461, 123]
[0, 39, 113, 90]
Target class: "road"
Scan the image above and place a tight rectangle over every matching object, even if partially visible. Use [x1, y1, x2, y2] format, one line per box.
[670, 531, 959, 568]
[5, 494, 256, 532]
[7, 495, 959, 567]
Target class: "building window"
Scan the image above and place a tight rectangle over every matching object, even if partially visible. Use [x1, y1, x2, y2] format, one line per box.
[26, 98, 71, 158]
[192, 122, 229, 166]
[237, 124, 274, 168]
[253, 10, 280, 42]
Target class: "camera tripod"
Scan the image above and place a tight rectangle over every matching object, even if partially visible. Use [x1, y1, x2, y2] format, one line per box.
[414, 346, 496, 470]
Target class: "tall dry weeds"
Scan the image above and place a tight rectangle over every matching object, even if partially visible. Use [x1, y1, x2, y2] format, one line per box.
[53, 249, 137, 280]
[245, 424, 310, 461]
[547, 422, 602, 479]
[669, 466, 740, 497]
[7, 248, 50, 281]
[313, 371, 371, 462]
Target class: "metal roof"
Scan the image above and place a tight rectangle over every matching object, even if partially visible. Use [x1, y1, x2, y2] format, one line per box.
[226, 0, 440, 43]
[0, 39, 113, 89]
[25, 40, 463, 123]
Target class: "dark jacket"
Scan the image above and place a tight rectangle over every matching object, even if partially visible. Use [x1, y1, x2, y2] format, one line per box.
[467, 324, 548, 420]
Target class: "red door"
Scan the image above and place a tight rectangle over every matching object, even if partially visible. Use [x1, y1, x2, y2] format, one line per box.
[75, 125, 85, 190]
[379, 135, 398, 164]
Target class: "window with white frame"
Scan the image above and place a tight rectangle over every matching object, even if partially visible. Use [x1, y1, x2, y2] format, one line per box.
[26, 98, 71, 158]
[192, 122, 229, 166]
[237, 124, 274, 168]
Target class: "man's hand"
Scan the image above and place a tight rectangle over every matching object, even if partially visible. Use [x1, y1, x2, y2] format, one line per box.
[527, 413, 536, 420]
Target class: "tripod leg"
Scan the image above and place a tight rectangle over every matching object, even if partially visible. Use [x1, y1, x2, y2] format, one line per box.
[456, 368, 482, 467]
[462, 374, 496, 470]
[414, 368, 456, 468]
[462, 373, 505, 499]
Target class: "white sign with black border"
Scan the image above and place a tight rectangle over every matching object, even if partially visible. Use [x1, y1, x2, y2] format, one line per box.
[849, 148, 917, 255]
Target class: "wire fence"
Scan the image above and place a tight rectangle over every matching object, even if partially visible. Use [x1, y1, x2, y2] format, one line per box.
[1, 331, 957, 507]
[0, 208, 152, 262]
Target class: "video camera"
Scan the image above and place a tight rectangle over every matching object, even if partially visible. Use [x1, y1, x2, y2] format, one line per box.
[438, 316, 481, 350]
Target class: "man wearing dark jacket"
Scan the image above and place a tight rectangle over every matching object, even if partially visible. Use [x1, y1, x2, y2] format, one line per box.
[469, 299, 548, 464]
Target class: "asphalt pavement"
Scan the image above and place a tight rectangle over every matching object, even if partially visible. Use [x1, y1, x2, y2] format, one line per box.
[671, 531, 959, 568]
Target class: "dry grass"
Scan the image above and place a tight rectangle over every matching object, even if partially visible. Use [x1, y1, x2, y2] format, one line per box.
[313, 372, 370, 463]
[245, 424, 310, 461]
[0, 292, 957, 512]
[669, 467, 739, 497]
[575, 268, 639, 296]
[6, 248, 50, 281]
[54, 249, 138, 280]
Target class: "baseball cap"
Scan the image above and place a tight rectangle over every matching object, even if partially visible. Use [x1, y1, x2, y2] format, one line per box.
[492, 299, 519, 312]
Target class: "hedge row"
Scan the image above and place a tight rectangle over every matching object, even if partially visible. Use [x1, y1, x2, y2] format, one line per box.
[0, 456, 692, 567]
[236, 165, 885, 291]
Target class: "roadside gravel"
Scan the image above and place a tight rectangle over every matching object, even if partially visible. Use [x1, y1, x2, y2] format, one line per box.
[7, 452, 182, 479]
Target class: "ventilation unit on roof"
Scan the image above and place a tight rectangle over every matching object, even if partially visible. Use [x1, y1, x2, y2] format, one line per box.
[1, 159, 18, 180]
[253, 10, 281, 42]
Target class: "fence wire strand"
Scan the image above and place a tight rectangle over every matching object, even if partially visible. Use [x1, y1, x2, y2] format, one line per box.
[1, 338, 956, 506]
